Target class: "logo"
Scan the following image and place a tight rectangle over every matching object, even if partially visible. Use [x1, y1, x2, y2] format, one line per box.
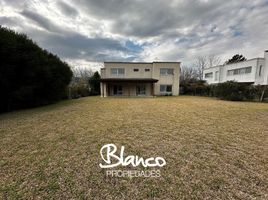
[99, 144, 166, 177]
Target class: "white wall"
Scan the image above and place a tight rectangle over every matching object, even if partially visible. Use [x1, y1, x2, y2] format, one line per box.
[203, 52, 268, 85]
[222, 59, 258, 83]
[263, 51, 268, 85]
[203, 66, 221, 84]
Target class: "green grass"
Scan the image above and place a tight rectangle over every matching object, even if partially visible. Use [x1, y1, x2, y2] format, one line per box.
[1, 96, 268, 199]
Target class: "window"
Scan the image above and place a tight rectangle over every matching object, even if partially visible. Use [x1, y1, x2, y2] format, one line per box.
[259, 65, 262, 76]
[136, 85, 146, 95]
[111, 68, 125, 75]
[113, 85, 123, 95]
[245, 67, 252, 73]
[227, 66, 252, 76]
[145, 69, 150, 72]
[205, 72, 213, 78]
[215, 71, 219, 81]
[160, 85, 172, 93]
[133, 69, 139, 72]
[227, 70, 233, 76]
[160, 68, 174, 75]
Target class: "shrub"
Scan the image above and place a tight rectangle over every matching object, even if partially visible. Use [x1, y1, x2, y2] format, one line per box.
[0, 26, 73, 112]
[180, 79, 209, 96]
[214, 81, 255, 101]
[89, 71, 100, 95]
[181, 79, 267, 102]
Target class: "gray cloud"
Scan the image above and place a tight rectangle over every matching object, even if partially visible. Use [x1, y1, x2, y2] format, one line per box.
[41, 32, 131, 61]
[21, 9, 63, 33]
[1, 0, 268, 68]
[5, 8, 136, 62]
[57, 1, 78, 17]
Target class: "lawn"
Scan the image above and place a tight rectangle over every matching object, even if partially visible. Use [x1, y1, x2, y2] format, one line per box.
[1, 96, 268, 199]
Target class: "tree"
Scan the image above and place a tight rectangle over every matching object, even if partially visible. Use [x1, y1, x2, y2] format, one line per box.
[89, 71, 101, 95]
[194, 55, 221, 80]
[180, 65, 198, 82]
[225, 54, 246, 64]
[194, 56, 207, 80]
[68, 67, 93, 98]
[0, 26, 73, 112]
[208, 54, 221, 67]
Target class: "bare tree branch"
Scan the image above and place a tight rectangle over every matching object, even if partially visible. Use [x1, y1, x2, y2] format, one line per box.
[194, 55, 221, 80]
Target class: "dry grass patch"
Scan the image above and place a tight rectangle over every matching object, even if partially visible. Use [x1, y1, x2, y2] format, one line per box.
[0, 96, 268, 199]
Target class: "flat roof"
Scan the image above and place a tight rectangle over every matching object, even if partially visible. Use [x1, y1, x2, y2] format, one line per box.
[204, 57, 264, 70]
[100, 78, 158, 83]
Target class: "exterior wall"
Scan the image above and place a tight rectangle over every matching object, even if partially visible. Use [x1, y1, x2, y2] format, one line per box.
[222, 59, 258, 83]
[152, 63, 180, 95]
[263, 51, 268, 85]
[203, 66, 221, 84]
[203, 52, 268, 85]
[254, 59, 265, 85]
[101, 62, 180, 96]
[101, 63, 153, 79]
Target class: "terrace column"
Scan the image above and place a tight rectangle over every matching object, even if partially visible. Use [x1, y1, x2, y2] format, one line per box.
[100, 82, 103, 97]
[151, 83, 155, 96]
[103, 83, 107, 97]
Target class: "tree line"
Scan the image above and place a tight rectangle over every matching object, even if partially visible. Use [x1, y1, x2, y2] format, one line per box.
[0, 26, 73, 112]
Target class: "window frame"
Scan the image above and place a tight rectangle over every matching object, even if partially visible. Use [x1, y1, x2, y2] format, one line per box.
[160, 68, 174, 76]
[113, 85, 123, 95]
[111, 68, 125, 75]
[227, 66, 252, 76]
[160, 85, 172, 93]
[214, 71, 219, 81]
[205, 72, 213, 78]
[136, 84, 146, 96]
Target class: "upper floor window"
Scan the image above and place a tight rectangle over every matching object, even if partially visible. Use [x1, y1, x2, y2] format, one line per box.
[227, 66, 252, 76]
[145, 69, 150, 72]
[111, 68, 125, 75]
[259, 65, 262, 76]
[160, 68, 173, 75]
[205, 72, 213, 78]
[133, 69, 139, 72]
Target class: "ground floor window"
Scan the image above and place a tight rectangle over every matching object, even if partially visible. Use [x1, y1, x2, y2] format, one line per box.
[136, 85, 146, 95]
[113, 85, 123, 95]
[205, 72, 213, 78]
[160, 85, 172, 93]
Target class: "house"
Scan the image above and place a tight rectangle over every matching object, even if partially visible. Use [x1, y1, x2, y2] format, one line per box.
[100, 62, 180, 97]
[203, 50, 268, 85]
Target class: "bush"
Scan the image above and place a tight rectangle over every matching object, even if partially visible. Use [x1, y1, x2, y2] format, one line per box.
[214, 81, 260, 101]
[0, 26, 73, 112]
[89, 71, 100, 95]
[181, 79, 267, 102]
[214, 81, 244, 101]
[180, 79, 209, 96]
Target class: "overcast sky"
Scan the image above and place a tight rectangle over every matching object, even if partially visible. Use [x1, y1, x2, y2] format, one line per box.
[1, 0, 268, 70]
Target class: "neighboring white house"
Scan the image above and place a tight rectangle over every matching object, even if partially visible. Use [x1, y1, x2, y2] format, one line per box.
[100, 62, 180, 97]
[203, 50, 268, 85]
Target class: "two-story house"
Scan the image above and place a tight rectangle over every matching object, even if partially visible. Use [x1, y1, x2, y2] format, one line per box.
[203, 50, 268, 85]
[100, 62, 180, 97]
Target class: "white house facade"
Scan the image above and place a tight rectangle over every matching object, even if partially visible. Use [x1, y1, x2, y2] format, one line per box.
[100, 62, 180, 97]
[203, 50, 268, 85]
